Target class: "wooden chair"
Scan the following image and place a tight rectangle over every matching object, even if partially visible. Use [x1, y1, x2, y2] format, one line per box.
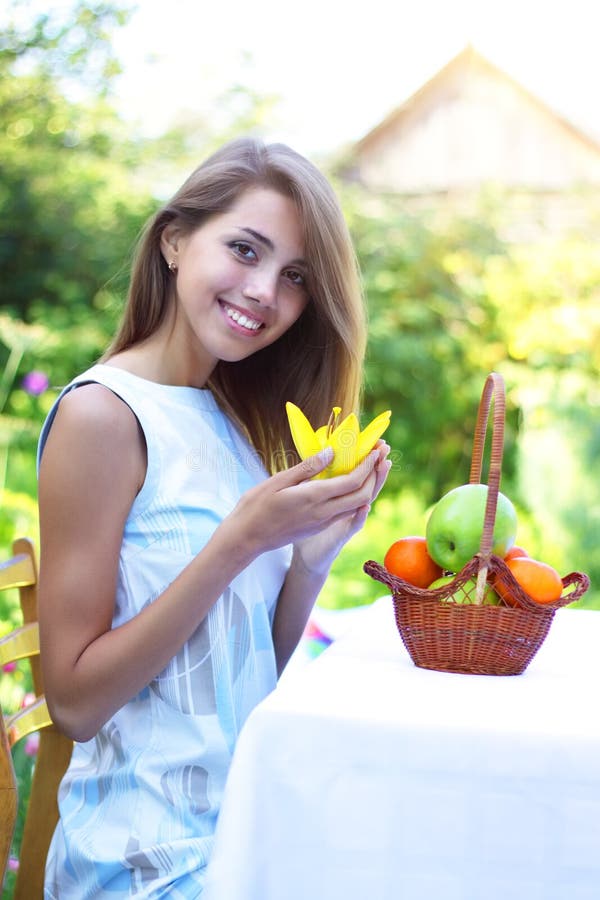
[0, 538, 73, 899]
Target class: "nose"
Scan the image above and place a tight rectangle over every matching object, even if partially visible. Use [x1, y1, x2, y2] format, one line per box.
[242, 269, 278, 307]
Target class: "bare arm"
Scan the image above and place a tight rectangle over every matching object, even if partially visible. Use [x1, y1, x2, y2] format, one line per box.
[38, 385, 384, 741]
[38, 385, 258, 741]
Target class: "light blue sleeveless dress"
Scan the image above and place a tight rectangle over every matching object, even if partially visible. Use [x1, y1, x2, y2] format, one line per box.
[38, 364, 292, 899]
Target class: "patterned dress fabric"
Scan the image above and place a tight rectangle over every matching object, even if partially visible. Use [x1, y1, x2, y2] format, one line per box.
[38, 365, 291, 898]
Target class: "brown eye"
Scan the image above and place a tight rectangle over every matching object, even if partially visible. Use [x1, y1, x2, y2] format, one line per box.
[284, 269, 305, 287]
[230, 241, 257, 260]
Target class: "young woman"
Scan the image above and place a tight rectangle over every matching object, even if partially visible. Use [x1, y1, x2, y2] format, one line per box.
[37, 136, 391, 898]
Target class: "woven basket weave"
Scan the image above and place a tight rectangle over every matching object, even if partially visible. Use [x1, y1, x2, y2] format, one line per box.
[364, 373, 590, 676]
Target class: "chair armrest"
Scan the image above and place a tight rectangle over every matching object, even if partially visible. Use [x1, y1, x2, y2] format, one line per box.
[5, 698, 52, 747]
[0, 623, 40, 667]
[0, 554, 36, 590]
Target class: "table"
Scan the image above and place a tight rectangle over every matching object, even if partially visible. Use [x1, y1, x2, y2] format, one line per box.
[203, 599, 600, 900]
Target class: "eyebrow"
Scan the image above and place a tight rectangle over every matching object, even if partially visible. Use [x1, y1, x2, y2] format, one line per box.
[238, 227, 306, 268]
[239, 227, 275, 251]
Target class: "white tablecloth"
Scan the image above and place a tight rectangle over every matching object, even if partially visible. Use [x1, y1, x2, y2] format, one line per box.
[203, 599, 600, 900]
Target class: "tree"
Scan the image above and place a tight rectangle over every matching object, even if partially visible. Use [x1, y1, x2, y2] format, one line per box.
[341, 184, 520, 505]
[0, 1, 156, 377]
[1, 1, 132, 92]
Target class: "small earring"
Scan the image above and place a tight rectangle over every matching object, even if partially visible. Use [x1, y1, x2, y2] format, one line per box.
[168, 261, 177, 273]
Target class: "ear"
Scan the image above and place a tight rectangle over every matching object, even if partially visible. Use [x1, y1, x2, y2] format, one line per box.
[160, 223, 182, 267]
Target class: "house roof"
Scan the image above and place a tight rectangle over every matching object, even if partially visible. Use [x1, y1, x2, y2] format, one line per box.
[355, 44, 600, 162]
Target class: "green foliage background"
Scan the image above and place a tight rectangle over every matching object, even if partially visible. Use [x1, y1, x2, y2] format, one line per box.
[1, 2, 599, 894]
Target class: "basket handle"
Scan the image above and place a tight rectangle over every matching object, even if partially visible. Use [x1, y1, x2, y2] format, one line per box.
[468, 372, 506, 602]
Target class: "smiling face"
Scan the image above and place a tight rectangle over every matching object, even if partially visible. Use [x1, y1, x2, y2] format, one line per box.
[159, 187, 309, 386]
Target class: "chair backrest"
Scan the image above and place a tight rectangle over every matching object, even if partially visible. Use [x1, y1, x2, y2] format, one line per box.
[0, 538, 73, 900]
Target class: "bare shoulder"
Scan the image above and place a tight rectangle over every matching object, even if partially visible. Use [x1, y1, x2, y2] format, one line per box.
[52, 382, 140, 437]
[40, 382, 146, 496]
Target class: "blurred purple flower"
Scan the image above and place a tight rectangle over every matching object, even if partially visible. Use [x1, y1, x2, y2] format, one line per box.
[20, 692, 36, 709]
[2, 660, 17, 673]
[22, 370, 49, 396]
[7, 856, 19, 872]
[24, 732, 40, 756]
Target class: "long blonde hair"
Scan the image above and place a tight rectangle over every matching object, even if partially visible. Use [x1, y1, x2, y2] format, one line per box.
[107, 137, 366, 472]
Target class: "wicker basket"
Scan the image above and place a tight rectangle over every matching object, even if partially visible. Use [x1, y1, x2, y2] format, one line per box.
[364, 372, 590, 676]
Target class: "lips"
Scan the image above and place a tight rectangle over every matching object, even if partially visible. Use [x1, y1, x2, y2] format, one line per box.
[220, 301, 265, 333]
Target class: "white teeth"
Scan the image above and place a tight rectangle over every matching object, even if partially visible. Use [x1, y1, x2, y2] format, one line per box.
[225, 306, 262, 331]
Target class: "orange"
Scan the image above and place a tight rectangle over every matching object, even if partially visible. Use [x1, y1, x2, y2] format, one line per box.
[384, 536, 443, 588]
[504, 545, 529, 561]
[498, 556, 564, 606]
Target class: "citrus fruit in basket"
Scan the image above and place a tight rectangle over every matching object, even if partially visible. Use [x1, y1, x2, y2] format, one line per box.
[504, 545, 529, 561]
[425, 483, 518, 571]
[384, 537, 443, 588]
[497, 556, 563, 606]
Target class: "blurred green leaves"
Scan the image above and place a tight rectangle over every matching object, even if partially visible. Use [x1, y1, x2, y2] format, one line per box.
[328, 184, 600, 608]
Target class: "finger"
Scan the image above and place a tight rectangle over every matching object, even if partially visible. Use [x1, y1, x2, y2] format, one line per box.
[374, 441, 391, 468]
[298, 447, 334, 480]
[324, 502, 371, 537]
[323, 448, 380, 498]
[371, 458, 392, 502]
[271, 447, 334, 488]
[320, 468, 379, 524]
[349, 503, 370, 535]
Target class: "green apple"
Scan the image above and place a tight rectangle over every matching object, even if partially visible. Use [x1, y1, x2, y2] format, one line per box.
[425, 483, 517, 572]
[429, 575, 501, 606]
